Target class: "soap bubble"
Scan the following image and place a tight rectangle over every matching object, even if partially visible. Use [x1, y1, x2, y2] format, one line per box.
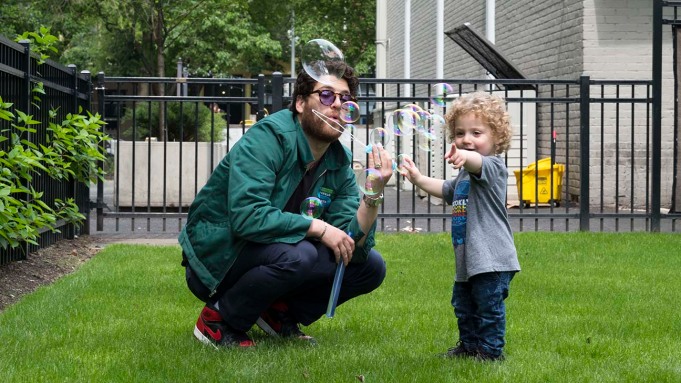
[430, 83, 453, 107]
[357, 168, 383, 196]
[387, 109, 418, 136]
[301, 39, 346, 85]
[340, 101, 360, 123]
[396, 153, 412, 174]
[368, 127, 392, 148]
[300, 197, 324, 219]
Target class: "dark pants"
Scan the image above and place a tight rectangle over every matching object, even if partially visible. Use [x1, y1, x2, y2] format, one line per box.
[185, 240, 386, 332]
[452, 271, 515, 357]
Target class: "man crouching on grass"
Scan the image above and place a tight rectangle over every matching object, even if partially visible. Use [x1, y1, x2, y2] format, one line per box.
[178, 62, 393, 348]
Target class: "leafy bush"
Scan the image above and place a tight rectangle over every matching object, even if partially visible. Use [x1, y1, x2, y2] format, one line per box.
[119, 102, 224, 142]
[0, 27, 109, 250]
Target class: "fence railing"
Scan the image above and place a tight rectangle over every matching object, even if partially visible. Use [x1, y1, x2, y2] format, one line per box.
[0, 35, 91, 266]
[94, 72, 680, 234]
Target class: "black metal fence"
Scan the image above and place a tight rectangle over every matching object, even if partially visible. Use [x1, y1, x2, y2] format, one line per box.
[93, 72, 680, 234]
[0, 35, 92, 266]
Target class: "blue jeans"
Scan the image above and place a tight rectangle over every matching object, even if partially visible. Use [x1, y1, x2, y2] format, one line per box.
[452, 271, 515, 357]
[185, 240, 386, 331]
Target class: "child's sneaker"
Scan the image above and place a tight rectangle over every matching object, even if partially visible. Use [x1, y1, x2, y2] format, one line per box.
[193, 305, 255, 349]
[475, 350, 506, 362]
[256, 301, 316, 345]
[442, 341, 476, 358]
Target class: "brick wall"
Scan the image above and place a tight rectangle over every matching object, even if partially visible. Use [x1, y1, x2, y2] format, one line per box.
[382, 0, 675, 209]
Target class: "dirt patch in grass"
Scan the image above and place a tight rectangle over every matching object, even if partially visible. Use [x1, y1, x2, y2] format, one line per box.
[0, 236, 104, 313]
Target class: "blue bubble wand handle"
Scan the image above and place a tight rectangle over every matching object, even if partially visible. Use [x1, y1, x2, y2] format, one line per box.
[326, 231, 352, 318]
[325, 261, 345, 318]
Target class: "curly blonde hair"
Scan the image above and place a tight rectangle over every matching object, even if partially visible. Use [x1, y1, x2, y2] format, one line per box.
[444, 91, 512, 155]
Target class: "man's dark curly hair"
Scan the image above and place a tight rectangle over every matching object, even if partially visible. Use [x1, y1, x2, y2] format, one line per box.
[289, 61, 359, 116]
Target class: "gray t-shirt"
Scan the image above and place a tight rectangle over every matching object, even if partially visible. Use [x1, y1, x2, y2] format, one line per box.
[442, 155, 520, 282]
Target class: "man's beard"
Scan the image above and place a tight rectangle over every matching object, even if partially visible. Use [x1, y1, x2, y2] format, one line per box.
[299, 106, 342, 143]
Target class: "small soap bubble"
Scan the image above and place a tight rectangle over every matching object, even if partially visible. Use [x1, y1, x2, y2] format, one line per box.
[387, 109, 417, 136]
[416, 113, 443, 152]
[357, 168, 383, 196]
[416, 110, 432, 134]
[402, 104, 424, 113]
[300, 197, 324, 219]
[430, 83, 453, 107]
[396, 153, 412, 174]
[301, 39, 346, 85]
[340, 101, 361, 123]
[369, 127, 392, 148]
[417, 131, 438, 152]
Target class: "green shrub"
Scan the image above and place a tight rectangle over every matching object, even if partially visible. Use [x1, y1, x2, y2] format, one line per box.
[119, 102, 224, 142]
[0, 27, 108, 250]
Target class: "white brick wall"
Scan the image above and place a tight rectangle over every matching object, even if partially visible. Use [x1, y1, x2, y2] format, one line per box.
[381, 0, 675, 209]
[582, 0, 674, 206]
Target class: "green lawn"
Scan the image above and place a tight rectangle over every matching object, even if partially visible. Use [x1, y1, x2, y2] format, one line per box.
[1, 232, 680, 382]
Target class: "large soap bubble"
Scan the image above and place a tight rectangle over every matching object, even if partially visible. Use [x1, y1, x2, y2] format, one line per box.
[301, 39, 346, 85]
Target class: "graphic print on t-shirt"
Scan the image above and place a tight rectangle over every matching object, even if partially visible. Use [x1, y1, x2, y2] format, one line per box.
[451, 180, 469, 246]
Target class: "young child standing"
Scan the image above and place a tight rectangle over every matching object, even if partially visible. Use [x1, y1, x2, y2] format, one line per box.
[401, 91, 520, 361]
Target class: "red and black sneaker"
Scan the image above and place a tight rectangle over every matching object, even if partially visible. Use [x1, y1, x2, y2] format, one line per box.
[256, 301, 316, 345]
[193, 305, 255, 349]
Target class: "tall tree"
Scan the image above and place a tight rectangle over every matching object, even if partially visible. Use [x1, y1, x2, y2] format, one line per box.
[249, 0, 377, 76]
[0, 0, 376, 77]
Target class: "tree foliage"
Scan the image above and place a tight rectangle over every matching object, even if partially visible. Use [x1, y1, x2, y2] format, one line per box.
[0, 0, 376, 78]
[119, 102, 224, 142]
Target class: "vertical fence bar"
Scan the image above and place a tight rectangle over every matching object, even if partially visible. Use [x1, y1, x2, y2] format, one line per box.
[67, 64, 79, 239]
[579, 75, 590, 231]
[651, 0, 662, 231]
[81, 70, 92, 235]
[256, 74, 266, 120]
[96, 72, 106, 231]
[271, 72, 283, 113]
[19, 40, 31, 256]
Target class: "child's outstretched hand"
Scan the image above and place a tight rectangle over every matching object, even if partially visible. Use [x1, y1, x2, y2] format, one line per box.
[399, 156, 422, 184]
[444, 143, 466, 169]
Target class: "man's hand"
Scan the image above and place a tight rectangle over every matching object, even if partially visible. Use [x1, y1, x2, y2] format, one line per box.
[320, 225, 355, 266]
[366, 144, 393, 191]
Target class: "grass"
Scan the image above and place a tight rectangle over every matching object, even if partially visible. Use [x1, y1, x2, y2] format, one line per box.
[1, 232, 680, 382]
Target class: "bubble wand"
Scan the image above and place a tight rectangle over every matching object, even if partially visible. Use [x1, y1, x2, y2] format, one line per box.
[312, 109, 371, 151]
[326, 231, 352, 318]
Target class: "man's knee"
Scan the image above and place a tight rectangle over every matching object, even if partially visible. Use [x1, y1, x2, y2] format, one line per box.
[279, 240, 320, 275]
[364, 250, 387, 289]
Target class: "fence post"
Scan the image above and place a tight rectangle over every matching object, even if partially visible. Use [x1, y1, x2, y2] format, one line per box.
[66, 64, 79, 240]
[81, 69, 92, 236]
[651, 0, 662, 232]
[579, 75, 590, 231]
[19, 40, 32, 256]
[18, 40, 31, 114]
[256, 74, 266, 120]
[96, 72, 106, 232]
[271, 72, 283, 113]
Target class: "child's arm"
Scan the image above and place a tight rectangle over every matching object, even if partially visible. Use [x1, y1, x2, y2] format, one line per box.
[400, 157, 445, 198]
[444, 143, 483, 175]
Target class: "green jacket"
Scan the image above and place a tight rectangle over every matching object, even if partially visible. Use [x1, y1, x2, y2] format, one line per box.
[178, 109, 376, 295]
